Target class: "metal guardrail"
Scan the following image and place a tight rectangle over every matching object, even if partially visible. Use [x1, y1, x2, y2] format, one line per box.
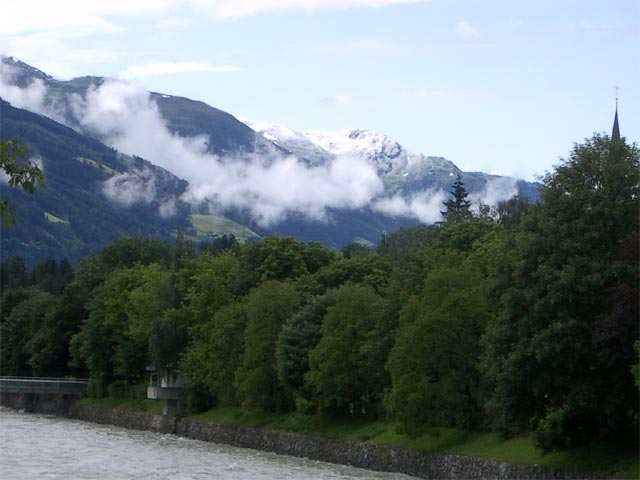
[0, 377, 88, 396]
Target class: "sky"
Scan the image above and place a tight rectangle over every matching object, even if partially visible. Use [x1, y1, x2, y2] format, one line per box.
[0, 0, 638, 183]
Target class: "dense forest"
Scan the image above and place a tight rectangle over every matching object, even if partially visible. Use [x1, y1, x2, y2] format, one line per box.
[1, 133, 638, 451]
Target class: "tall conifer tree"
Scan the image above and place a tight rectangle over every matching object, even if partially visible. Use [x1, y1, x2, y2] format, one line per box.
[441, 174, 472, 224]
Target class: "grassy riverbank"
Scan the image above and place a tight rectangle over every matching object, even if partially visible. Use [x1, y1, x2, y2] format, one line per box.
[80, 398, 638, 479]
[79, 396, 163, 415]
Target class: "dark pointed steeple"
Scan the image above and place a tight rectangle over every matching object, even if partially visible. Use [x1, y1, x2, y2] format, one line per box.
[611, 88, 620, 141]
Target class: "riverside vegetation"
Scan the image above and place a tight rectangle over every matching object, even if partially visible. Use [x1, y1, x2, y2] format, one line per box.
[1, 134, 638, 478]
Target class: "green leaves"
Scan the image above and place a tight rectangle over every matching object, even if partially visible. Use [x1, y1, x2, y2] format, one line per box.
[482, 134, 640, 444]
[275, 292, 336, 397]
[181, 303, 247, 406]
[0, 139, 45, 226]
[234, 281, 301, 411]
[305, 284, 388, 416]
[386, 261, 490, 435]
[70, 263, 175, 392]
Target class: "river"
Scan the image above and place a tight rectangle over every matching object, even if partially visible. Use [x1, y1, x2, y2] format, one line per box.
[0, 407, 416, 479]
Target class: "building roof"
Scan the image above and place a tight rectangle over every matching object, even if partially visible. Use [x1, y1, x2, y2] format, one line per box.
[612, 107, 620, 142]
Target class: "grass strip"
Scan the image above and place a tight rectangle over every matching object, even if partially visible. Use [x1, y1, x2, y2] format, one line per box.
[78, 400, 638, 478]
[80, 397, 163, 415]
[189, 407, 638, 479]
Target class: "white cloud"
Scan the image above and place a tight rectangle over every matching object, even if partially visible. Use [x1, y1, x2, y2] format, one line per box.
[469, 176, 518, 208]
[0, 0, 431, 34]
[0, 0, 430, 79]
[0, 1, 174, 35]
[158, 199, 177, 218]
[373, 189, 445, 224]
[0, 2, 177, 78]
[192, 0, 430, 19]
[121, 61, 243, 79]
[184, 152, 383, 226]
[0, 62, 47, 111]
[1, 61, 518, 228]
[2, 36, 123, 79]
[0, 60, 75, 123]
[68, 79, 212, 175]
[102, 169, 157, 207]
[456, 21, 479, 37]
[38, 77, 384, 225]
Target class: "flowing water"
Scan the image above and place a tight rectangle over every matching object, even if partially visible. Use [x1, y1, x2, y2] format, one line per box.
[0, 407, 416, 479]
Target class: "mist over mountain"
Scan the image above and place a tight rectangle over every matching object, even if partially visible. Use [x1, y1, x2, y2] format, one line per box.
[0, 56, 539, 262]
[0, 98, 194, 263]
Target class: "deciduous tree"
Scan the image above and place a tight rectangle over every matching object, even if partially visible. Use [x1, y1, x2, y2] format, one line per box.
[0, 139, 44, 226]
[235, 281, 301, 411]
[481, 134, 639, 447]
[386, 258, 491, 434]
[306, 284, 389, 416]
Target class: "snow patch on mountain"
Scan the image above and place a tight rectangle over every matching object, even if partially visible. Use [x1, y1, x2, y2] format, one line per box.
[1, 56, 51, 82]
[243, 120, 329, 166]
[244, 121, 460, 180]
[304, 128, 403, 174]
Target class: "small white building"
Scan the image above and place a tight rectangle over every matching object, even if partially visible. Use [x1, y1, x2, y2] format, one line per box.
[147, 367, 182, 416]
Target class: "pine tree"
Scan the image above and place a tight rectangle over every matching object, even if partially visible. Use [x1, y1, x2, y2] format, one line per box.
[441, 174, 472, 224]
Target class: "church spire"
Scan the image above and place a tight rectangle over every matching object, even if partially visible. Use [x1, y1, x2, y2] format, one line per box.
[611, 87, 620, 142]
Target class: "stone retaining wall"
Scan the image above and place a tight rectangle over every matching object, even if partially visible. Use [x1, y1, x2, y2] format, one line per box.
[0, 393, 588, 479]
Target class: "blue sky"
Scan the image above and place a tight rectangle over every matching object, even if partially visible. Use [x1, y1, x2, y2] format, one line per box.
[1, 0, 638, 181]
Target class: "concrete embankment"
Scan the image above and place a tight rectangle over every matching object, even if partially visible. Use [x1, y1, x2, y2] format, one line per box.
[0, 393, 586, 480]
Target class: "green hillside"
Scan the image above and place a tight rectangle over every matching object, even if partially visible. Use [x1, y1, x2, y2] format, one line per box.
[190, 214, 261, 242]
[0, 99, 191, 265]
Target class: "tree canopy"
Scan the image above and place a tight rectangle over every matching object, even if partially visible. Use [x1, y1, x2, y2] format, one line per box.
[1, 132, 637, 453]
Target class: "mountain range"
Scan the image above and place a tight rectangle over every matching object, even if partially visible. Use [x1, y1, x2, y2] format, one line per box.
[0, 56, 539, 265]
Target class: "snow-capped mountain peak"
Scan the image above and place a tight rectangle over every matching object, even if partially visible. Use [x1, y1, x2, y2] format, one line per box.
[243, 120, 460, 180]
[245, 120, 302, 143]
[303, 128, 404, 174]
[1, 55, 52, 84]
[242, 120, 330, 166]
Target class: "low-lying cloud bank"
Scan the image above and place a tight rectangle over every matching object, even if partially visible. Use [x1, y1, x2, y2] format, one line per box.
[373, 189, 445, 224]
[0, 61, 517, 227]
